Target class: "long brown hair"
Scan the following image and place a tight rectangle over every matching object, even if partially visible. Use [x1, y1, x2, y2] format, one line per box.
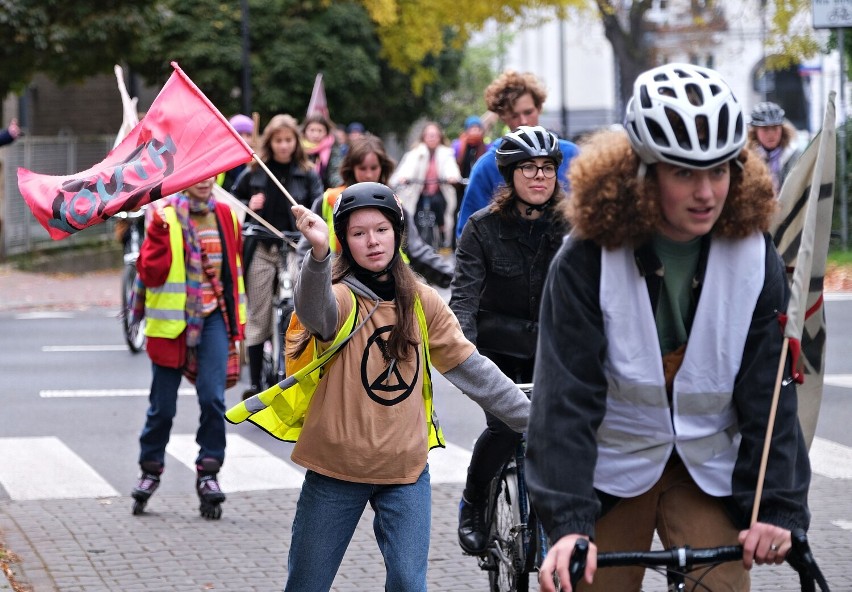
[252, 114, 311, 171]
[288, 209, 421, 362]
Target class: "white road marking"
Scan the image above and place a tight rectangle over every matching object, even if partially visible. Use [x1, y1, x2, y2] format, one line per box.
[810, 437, 852, 480]
[428, 441, 473, 484]
[832, 520, 852, 531]
[166, 434, 306, 491]
[13, 312, 76, 320]
[0, 437, 119, 500]
[40, 388, 196, 398]
[824, 374, 852, 389]
[42, 345, 129, 352]
[0, 432, 845, 502]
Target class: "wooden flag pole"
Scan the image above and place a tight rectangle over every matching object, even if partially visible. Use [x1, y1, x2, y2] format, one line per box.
[251, 153, 300, 207]
[750, 336, 789, 525]
[251, 111, 260, 150]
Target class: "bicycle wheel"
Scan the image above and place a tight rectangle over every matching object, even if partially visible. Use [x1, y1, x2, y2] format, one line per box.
[261, 302, 293, 390]
[488, 464, 529, 592]
[121, 264, 146, 353]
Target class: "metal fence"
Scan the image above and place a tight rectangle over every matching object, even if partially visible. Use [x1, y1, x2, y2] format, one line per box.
[1, 135, 116, 258]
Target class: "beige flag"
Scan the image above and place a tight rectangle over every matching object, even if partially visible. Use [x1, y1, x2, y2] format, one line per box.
[768, 92, 836, 449]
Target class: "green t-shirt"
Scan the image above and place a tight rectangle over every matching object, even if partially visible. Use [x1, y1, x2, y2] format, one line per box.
[653, 234, 701, 355]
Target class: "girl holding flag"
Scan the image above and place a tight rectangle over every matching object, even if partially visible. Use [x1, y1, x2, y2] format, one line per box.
[525, 63, 812, 591]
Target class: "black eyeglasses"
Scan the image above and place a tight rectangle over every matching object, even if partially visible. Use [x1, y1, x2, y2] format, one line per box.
[517, 163, 557, 179]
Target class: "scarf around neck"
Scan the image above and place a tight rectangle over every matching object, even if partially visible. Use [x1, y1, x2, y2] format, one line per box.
[169, 192, 214, 346]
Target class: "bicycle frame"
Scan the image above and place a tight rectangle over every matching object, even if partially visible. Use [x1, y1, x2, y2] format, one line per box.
[479, 383, 546, 592]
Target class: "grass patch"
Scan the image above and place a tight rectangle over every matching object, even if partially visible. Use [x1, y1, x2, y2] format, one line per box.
[828, 249, 852, 267]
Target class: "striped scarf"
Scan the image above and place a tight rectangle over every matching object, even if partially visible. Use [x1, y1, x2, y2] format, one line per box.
[169, 192, 213, 347]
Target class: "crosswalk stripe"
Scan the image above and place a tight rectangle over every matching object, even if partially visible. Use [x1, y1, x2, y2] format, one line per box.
[0, 433, 848, 502]
[810, 436, 852, 479]
[166, 434, 306, 491]
[824, 374, 852, 388]
[0, 437, 119, 500]
[40, 388, 196, 398]
[429, 441, 473, 484]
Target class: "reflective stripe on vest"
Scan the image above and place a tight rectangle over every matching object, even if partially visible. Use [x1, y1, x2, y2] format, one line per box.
[144, 207, 187, 338]
[322, 188, 342, 253]
[230, 210, 247, 325]
[415, 293, 444, 449]
[226, 290, 442, 448]
[596, 233, 765, 497]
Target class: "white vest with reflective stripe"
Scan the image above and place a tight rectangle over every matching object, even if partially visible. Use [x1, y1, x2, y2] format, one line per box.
[144, 207, 187, 339]
[596, 233, 765, 497]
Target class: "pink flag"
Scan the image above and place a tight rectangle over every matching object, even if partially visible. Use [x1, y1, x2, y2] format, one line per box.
[306, 73, 329, 119]
[18, 62, 254, 240]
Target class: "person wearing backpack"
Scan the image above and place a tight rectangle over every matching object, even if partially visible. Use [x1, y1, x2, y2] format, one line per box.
[280, 182, 530, 591]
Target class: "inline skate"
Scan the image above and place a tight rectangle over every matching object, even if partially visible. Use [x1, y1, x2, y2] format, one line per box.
[131, 461, 163, 515]
[196, 457, 226, 519]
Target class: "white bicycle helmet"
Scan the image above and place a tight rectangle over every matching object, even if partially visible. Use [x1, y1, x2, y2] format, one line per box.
[750, 101, 786, 127]
[624, 63, 746, 170]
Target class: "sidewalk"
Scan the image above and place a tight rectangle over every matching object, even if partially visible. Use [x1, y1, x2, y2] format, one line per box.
[0, 264, 122, 313]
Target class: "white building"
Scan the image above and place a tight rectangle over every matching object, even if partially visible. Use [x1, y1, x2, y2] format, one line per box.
[475, 2, 843, 140]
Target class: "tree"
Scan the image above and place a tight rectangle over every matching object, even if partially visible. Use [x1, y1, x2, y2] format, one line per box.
[125, 0, 464, 135]
[0, 0, 157, 97]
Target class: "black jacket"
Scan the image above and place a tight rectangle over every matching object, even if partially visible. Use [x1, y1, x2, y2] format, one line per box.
[231, 161, 323, 272]
[449, 204, 567, 368]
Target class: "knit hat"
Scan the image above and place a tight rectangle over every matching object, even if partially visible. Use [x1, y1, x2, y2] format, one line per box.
[229, 114, 254, 134]
[464, 115, 482, 130]
[346, 122, 365, 134]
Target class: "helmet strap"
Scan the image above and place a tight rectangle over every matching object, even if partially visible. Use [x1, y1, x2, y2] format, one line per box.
[515, 195, 552, 217]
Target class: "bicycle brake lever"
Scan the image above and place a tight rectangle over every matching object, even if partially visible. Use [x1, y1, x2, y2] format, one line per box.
[785, 528, 830, 592]
[568, 538, 589, 590]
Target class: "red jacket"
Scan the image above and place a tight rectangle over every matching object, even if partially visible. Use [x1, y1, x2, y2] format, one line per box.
[138, 201, 245, 368]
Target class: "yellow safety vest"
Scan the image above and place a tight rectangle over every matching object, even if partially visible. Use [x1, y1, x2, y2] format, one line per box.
[226, 291, 443, 448]
[144, 205, 246, 337]
[144, 207, 187, 338]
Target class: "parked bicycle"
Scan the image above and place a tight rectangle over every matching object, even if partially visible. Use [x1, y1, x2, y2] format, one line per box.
[566, 529, 830, 591]
[116, 209, 146, 353]
[473, 383, 547, 592]
[242, 224, 302, 390]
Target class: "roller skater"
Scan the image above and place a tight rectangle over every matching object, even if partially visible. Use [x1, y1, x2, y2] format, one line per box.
[130, 178, 245, 519]
[196, 457, 226, 520]
[131, 461, 163, 515]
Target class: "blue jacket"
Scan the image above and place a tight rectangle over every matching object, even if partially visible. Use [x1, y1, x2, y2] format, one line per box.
[455, 137, 579, 239]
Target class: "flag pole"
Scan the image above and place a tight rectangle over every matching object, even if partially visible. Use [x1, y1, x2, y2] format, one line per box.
[251, 154, 300, 208]
[750, 337, 789, 525]
[211, 185, 296, 248]
[749, 91, 836, 525]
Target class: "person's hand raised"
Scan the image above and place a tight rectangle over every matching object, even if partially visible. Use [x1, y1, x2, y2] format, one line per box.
[292, 204, 330, 260]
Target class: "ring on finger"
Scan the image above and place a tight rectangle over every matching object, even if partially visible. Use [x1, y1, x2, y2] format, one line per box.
[769, 543, 779, 552]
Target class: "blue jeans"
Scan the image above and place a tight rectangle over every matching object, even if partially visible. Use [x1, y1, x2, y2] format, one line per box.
[284, 466, 432, 592]
[138, 310, 229, 467]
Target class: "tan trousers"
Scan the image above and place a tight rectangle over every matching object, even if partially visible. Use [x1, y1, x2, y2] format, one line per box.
[581, 456, 749, 592]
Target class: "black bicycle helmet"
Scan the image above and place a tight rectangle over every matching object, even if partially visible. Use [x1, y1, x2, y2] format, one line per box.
[495, 125, 563, 184]
[750, 101, 786, 127]
[332, 182, 405, 272]
[624, 63, 745, 170]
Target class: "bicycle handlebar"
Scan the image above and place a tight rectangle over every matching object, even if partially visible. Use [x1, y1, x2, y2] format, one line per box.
[242, 223, 302, 246]
[568, 529, 829, 591]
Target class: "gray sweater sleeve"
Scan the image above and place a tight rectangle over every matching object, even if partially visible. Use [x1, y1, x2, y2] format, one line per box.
[293, 250, 338, 341]
[443, 352, 530, 432]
